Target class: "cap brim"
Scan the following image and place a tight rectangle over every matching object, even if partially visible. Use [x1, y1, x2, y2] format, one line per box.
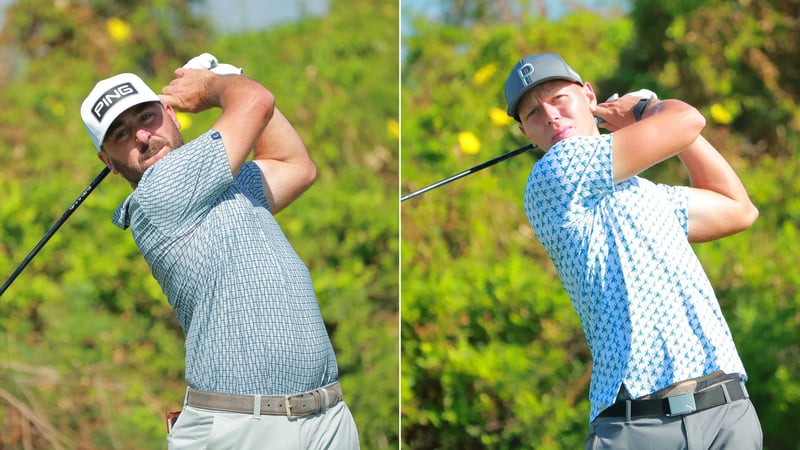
[509, 77, 583, 120]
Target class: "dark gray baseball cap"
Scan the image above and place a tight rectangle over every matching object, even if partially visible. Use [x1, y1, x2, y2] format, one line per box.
[504, 53, 583, 121]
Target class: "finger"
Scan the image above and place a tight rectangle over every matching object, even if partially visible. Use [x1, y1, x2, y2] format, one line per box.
[592, 104, 611, 118]
[159, 93, 180, 110]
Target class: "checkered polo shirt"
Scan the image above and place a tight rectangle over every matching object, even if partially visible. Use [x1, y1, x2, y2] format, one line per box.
[113, 129, 338, 396]
[524, 134, 746, 423]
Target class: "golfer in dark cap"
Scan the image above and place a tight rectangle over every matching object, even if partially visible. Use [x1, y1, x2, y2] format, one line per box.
[504, 53, 762, 449]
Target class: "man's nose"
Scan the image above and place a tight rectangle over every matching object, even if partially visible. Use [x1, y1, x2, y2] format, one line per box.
[135, 128, 151, 148]
[543, 103, 560, 124]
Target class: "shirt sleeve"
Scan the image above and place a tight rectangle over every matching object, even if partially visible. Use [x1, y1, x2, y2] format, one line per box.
[656, 184, 691, 237]
[236, 162, 271, 211]
[135, 129, 232, 236]
[525, 134, 615, 235]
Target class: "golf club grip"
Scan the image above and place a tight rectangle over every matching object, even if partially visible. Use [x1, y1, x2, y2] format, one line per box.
[0, 167, 111, 298]
[401, 143, 535, 202]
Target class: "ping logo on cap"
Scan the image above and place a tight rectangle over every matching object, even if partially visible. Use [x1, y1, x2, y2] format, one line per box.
[517, 63, 535, 87]
[92, 82, 139, 121]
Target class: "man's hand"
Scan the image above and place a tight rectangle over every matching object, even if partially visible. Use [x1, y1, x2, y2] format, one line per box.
[593, 89, 658, 132]
[593, 95, 648, 131]
[160, 68, 220, 114]
[161, 66, 274, 176]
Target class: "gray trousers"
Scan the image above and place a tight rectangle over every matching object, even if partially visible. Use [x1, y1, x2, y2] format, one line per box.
[585, 398, 762, 450]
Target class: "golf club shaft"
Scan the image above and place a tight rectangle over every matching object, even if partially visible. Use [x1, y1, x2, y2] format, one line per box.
[401, 143, 536, 202]
[0, 166, 111, 297]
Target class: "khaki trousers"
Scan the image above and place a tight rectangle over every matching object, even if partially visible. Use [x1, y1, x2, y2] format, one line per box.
[167, 400, 360, 450]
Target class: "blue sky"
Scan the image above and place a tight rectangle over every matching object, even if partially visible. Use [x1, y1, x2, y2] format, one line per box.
[0, 1, 628, 33]
[191, 0, 329, 32]
[402, 0, 630, 22]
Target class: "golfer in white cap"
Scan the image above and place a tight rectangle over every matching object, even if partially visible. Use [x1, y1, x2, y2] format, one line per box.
[81, 57, 359, 449]
[504, 53, 762, 449]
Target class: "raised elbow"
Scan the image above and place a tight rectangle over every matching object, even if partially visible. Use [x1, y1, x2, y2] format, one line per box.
[740, 201, 759, 229]
[258, 89, 276, 127]
[305, 157, 318, 189]
[728, 201, 759, 235]
[679, 106, 707, 147]
[649, 100, 707, 150]
[690, 109, 706, 134]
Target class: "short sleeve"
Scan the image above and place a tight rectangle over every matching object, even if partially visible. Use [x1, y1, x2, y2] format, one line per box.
[236, 162, 271, 211]
[128, 129, 232, 235]
[655, 183, 691, 236]
[524, 134, 614, 240]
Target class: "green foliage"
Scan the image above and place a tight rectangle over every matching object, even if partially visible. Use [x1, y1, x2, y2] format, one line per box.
[401, 1, 799, 449]
[624, 0, 799, 156]
[1, 0, 398, 448]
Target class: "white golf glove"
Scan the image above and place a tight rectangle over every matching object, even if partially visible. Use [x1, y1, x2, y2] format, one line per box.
[183, 53, 244, 75]
[622, 89, 658, 101]
[601, 89, 658, 102]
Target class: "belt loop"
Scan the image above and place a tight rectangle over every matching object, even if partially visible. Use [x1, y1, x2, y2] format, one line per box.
[625, 400, 631, 424]
[740, 382, 749, 399]
[720, 383, 731, 404]
[285, 395, 294, 418]
[322, 387, 330, 412]
[183, 387, 190, 408]
[252, 395, 262, 420]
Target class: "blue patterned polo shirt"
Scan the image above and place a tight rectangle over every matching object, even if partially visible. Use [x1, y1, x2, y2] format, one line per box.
[112, 129, 338, 396]
[524, 134, 746, 423]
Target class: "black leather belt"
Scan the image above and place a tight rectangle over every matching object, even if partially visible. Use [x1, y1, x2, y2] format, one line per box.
[598, 378, 748, 419]
[186, 381, 342, 418]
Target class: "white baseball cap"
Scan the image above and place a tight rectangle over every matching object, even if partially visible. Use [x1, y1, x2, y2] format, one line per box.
[80, 73, 161, 151]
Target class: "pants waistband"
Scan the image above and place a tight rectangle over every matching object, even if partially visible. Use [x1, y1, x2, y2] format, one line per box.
[186, 381, 343, 418]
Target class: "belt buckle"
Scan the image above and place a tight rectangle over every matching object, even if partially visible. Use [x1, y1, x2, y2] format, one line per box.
[667, 393, 697, 416]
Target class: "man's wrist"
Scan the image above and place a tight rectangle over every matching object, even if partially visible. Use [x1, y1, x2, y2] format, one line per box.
[633, 97, 661, 122]
[633, 97, 649, 121]
[623, 89, 658, 122]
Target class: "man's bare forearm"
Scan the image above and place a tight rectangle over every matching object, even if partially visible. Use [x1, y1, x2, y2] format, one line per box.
[251, 107, 316, 214]
[678, 135, 752, 206]
[679, 135, 759, 242]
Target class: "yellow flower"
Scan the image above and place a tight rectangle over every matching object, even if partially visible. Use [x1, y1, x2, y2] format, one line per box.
[175, 112, 192, 130]
[489, 107, 513, 127]
[106, 17, 132, 43]
[458, 131, 481, 155]
[473, 64, 497, 86]
[386, 119, 399, 139]
[710, 103, 733, 125]
[45, 98, 65, 117]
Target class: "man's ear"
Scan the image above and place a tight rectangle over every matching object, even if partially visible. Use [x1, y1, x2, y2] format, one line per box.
[583, 81, 598, 107]
[163, 103, 182, 130]
[518, 123, 539, 148]
[97, 151, 118, 174]
[519, 123, 529, 140]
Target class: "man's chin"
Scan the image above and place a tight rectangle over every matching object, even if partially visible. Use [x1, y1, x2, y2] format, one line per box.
[551, 128, 574, 144]
[141, 147, 170, 167]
